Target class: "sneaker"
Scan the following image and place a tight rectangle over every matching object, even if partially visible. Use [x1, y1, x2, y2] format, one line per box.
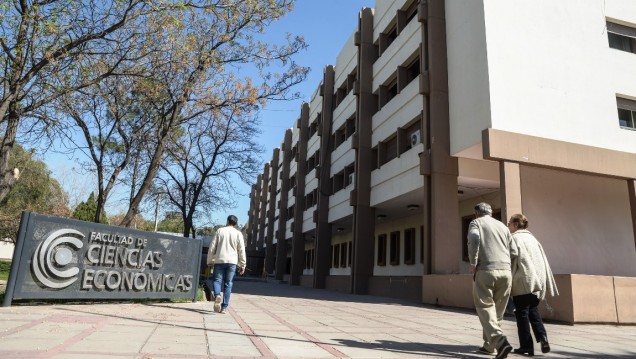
[220, 308, 227, 314]
[213, 295, 222, 313]
[495, 339, 512, 359]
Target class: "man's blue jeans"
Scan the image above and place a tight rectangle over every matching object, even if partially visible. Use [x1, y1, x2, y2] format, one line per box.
[212, 263, 237, 309]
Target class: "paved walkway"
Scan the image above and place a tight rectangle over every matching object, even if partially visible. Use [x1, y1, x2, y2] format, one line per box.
[1, 280, 635, 358]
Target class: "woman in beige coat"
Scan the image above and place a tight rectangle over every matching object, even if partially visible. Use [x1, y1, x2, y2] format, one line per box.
[508, 214, 558, 356]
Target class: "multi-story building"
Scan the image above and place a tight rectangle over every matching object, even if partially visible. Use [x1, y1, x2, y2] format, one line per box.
[246, 0, 636, 324]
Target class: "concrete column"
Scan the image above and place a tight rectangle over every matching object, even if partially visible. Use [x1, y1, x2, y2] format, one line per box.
[422, 0, 460, 274]
[246, 185, 256, 249]
[500, 161, 522, 224]
[275, 130, 293, 280]
[251, 176, 262, 251]
[290, 104, 309, 285]
[629, 179, 636, 251]
[265, 149, 280, 274]
[314, 66, 335, 289]
[351, 7, 375, 295]
[257, 165, 270, 250]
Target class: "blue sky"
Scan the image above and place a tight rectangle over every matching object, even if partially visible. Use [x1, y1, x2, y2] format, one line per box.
[47, 0, 375, 227]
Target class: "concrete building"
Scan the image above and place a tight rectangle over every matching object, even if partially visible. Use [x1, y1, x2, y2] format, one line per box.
[246, 0, 636, 324]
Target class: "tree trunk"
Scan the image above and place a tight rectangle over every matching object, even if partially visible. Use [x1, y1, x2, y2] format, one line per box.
[95, 167, 105, 223]
[120, 135, 167, 227]
[0, 108, 21, 203]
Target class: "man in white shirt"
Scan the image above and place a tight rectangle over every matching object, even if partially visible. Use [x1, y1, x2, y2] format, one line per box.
[207, 215, 246, 314]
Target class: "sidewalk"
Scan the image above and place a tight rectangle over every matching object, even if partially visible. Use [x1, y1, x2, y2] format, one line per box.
[1, 280, 634, 358]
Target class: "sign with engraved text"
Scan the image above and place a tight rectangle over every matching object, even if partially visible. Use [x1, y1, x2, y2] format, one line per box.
[3, 212, 201, 306]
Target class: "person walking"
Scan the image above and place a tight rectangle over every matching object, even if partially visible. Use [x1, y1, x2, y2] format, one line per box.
[508, 213, 558, 356]
[207, 215, 246, 314]
[468, 202, 518, 359]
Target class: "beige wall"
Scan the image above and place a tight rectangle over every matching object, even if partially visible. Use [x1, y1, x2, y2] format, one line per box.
[422, 274, 636, 324]
[521, 166, 636, 277]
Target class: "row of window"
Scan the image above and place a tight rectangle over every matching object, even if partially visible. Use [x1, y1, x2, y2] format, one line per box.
[303, 241, 354, 270]
[332, 241, 353, 268]
[377, 227, 424, 267]
[608, 22, 636, 130]
[374, 0, 419, 61]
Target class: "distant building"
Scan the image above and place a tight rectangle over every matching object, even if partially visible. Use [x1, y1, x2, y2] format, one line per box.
[0, 240, 15, 261]
[247, 0, 636, 324]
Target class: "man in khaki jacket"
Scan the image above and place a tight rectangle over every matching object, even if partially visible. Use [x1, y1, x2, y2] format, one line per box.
[467, 203, 518, 359]
[207, 215, 246, 314]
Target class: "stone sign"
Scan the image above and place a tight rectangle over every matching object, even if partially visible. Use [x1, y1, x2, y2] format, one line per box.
[3, 212, 202, 306]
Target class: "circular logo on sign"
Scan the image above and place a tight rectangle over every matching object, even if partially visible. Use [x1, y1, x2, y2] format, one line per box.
[32, 229, 84, 289]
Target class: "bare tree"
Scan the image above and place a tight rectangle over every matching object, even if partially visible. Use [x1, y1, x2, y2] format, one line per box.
[119, 0, 308, 226]
[158, 108, 262, 237]
[0, 0, 163, 202]
[53, 73, 154, 223]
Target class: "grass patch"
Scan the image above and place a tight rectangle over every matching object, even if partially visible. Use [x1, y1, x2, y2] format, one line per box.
[0, 261, 11, 282]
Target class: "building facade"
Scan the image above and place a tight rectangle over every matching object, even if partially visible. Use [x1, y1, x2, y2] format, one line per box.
[246, 0, 636, 324]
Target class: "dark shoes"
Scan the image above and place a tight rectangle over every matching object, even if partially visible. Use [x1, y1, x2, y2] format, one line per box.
[477, 346, 495, 355]
[513, 347, 534, 356]
[540, 339, 551, 353]
[495, 339, 512, 359]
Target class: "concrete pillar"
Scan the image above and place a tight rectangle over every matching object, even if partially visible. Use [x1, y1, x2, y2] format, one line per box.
[500, 161, 522, 224]
[422, 0, 460, 274]
[314, 66, 335, 289]
[257, 165, 270, 250]
[251, 175, 262, 251]
[265, 149, 280, 274]
[629, 179, 636, 251]
[290, 104, 309, 285]
[275, 130, 293, 280]
[351, 7, 376, 295]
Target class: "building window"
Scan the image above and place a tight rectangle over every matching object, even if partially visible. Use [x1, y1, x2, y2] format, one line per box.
[404, 0, 418, 24]
[379, 135, 398, 166]
[333, 244, 340, 268]
[617, 97, 636, 130]
[377, 234, 387, 266]
[387, 78, 398, 103]
[339, 243, 347, 268]
[305, 249, 314, 270]
[405, 57, 420, 87]
[330, 245, 335, 268]
[607, 22, 636, 54]
[404, 228, 416, 265]
[390, 231, 400, 265]
[332, 171, 345, 193]
[379, 22, 398, 56]
[348, 241, 352, 267]
[344, 164, 355, 187]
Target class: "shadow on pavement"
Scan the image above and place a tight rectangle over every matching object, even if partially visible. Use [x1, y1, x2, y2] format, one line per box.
[334, 339, 485, 358]
[234, 280, 484, 316]
[334, 338, 636, 359]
